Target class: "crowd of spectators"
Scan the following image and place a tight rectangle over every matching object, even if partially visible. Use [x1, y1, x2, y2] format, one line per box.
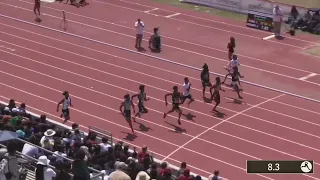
[0, 99, 222, 180]
[288, 6, 320, 34]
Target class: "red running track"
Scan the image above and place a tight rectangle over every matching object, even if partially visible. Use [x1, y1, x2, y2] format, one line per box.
[0, 0, 320, 179]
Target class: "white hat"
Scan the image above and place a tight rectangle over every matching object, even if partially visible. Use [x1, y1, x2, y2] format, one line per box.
[4, 107, 10, 112]
[37, 155, 50, 166]
[12, 108, 19, 112]
[135, 171, 150, 180]
[44, 129, 56, 137]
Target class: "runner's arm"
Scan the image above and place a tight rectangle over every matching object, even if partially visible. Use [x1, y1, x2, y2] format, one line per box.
[131, 94, 138, 101]
[131, 101, 135, 113]
[164, 93, 172, 106]
[119, 102, 124, 113]
[145, 94, 150, 101]
[69, 98, 73, 107]
[57, 99, 64, 112]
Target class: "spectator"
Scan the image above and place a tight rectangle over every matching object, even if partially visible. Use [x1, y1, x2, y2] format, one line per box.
[22, 136, 40, 159]
[108, 162, 130, 180]
[158, 162, 170, 176]
[147, 163, 158, 179]
[9, 111, 19, 126]
[135, 18, 145, 49]
[273, 4, 283, 37]
[0, 140, 19, 180]
[35, 155, 56, 180]
[138, 145, 149, 163]
[136, 171, 150, 180]
[18, 103, 27, 114]
[179, 169, 190, 180]
[53, 144, 67, 163]
[7, 99, 16, 111]
[40, 129, 56, 149]
[178, 162, 187, 176]
[208, 170, 222, 180]
[290, 6, 299, 20]
[72, 149, 90, 180]
[56, 161, 72, 180]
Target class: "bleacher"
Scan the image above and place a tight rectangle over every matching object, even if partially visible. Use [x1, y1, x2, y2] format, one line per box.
[0, 99, 211, 180]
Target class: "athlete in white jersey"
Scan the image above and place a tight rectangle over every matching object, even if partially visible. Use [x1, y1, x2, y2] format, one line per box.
[222, 54, 244, 85]
[120, 94, 135, 134]
[181, 77, 194, 106]
[57, 91, 73, 123]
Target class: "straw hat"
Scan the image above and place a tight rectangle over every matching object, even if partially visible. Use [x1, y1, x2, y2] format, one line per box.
[135, 171, 150, 180]
[44, 129, 56, 137]
[37, 155, 50, 166]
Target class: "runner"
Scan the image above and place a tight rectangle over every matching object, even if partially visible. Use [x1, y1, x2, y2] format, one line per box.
[120, 94, 136, 134]
[34, 0, 41, 21]
[57, 91, 72, 123]
[231, 68, 243, 99]
[131, 85, 150, 118]
[222, 54, 244, 85]
[180, 77, 194, 107]
[163, 86, 183, 125]
[227, 37, 236, 60]
[200, 63, 212, 98]
[210, 77, 225, 112]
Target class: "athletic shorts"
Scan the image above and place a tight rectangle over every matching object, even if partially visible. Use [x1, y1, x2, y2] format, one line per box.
[182, 94, 193, 101]
[202, 81, 212, 87]
[138, 103, 147, 113]
[172, 103, 180, 111]
[124, 110, 131, 121]
[62, 108, 70, 119]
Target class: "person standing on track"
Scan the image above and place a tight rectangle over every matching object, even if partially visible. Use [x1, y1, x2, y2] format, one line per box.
[135, 18, 145, 50]
[210, 77, 224, 112]
[34, 0, 41, 21]
[201, 63, 212, 98]
[120, 94, 136, 134]
[57, 91, 73, 123]
[227, 37, 236, 60]
[131, 85, 150, 118]
[163, 86, 183, 125]
[222, 54, 243, 85]
[180, 77, 194, 107]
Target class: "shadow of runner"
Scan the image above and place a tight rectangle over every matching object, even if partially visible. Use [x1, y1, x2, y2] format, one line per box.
[134, 121, 153, 132]
[225, 97, 247, 105]
[164, 121, 186, 133]
[121, 131, 137, 141]
[182, 113, 196, 121]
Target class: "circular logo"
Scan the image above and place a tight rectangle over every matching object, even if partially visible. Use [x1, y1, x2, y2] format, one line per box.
[300, 161, 313, 173]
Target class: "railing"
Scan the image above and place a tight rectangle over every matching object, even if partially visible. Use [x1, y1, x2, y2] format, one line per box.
[89, 126, 113, 146]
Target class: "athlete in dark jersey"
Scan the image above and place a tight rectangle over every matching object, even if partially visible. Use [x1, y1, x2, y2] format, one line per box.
[120, 94, 136, 133]
[210, 77, 224, 112]
[34, 0, 41, 21]
[131, 85, 149, 118]
[231, 69, 243, 99]
[163, 86, 183, 125]
[227, 37, 235, 60]
[201, 63, 212, 98]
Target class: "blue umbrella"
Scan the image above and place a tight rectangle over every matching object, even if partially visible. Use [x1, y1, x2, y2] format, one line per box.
[0, 131, 19, 141]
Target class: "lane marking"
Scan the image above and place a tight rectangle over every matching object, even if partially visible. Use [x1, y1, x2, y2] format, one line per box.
[165, 13, 181, 18]
[0, 45, 15, 51]
[299, 73, 317, 81]
[262, 34, 275, 40]
[143, 8, 158, 13]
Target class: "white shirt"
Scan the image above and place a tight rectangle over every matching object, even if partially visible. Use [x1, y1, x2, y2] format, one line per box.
[135, 21, 144, 34]
[99, 143, 111, 153]
[35, 167, 56, 180]
[273, 7, 283, 22]
[183, 83, 191, 96]
[22, 143, 39, 158]
[226, 59, 239, 71]
[63, 97, 71, 110]
[53, 151, 67, 162]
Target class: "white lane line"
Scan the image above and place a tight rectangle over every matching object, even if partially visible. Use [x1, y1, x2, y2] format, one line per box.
[262, 34, 275, 40]
[299, 73, 317, 81]
[144, 8, 158, 13]
[165, 13, 181, 18]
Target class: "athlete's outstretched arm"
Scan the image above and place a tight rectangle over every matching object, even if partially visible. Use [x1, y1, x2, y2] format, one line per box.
[131, 101, 136, 113]
[145, 94, 150, 101]
[164, 93, 172, 106]
[57, 99, 64, 112]
[69, 98, 73, 107]
[131, 94, 138, 101]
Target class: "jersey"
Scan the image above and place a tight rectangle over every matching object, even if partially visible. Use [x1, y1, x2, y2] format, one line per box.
[137, 92, 146, 105]
[62, 97, 71, 110]
[123, 100, 132, 111]
[183, 82, 191, 96]
[201, 71, 210, 82]
[213, 83, 221, 93]
[172, 92, 181, 104]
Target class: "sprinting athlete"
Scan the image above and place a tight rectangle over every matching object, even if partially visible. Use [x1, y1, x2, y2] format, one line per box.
[163, 86, 183, 125]
[201, 63, 212, 98]
[210, 77, 225, 112]
[131, 85, 150, 118]
[227, 37, 236, 60]
[222, 54, 244, 85]
[180, 77, 194, 107]
[120, 94, 136, 134]
[34, 0, 41, 21]
[57, 91, 72, 123]
[231, 69, 243, 99]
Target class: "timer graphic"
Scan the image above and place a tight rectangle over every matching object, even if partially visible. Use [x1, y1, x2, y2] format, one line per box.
[246, 160, 314, 174]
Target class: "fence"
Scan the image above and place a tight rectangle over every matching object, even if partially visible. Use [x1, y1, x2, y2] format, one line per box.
[89, 126, 113, 146]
